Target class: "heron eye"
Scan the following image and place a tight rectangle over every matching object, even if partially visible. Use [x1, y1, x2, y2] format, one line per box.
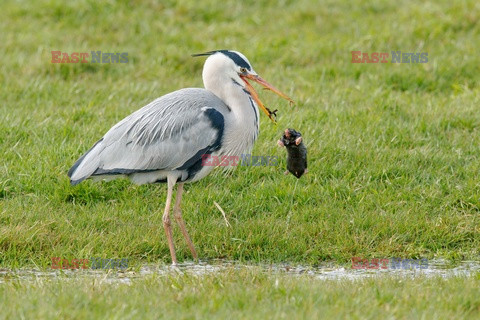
[240, 67, 247, 73]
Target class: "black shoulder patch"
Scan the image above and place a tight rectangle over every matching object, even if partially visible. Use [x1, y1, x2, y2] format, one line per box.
[176, 108, 225, 181]
[203, 108, 225, 148]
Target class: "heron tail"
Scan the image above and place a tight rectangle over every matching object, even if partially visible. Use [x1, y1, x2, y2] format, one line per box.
[68, 138, 104, 185]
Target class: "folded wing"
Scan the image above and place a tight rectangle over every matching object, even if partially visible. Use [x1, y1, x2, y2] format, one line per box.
[68, 88, 228, 185]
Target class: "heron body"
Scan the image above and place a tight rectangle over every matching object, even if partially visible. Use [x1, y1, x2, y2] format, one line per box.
[68, 50, 293, 264]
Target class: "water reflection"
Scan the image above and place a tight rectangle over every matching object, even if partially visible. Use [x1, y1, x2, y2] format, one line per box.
[1, 259, 479, 284]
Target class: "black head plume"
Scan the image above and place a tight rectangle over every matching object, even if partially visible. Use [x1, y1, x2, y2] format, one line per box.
[192, 50, 228, 57]
[192, 50, 252, 71]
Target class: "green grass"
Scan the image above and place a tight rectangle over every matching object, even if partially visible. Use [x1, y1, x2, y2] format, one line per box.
[1, 0, 480, 316]
[1, 270, 480, 319]
[1, 0, 480, 267]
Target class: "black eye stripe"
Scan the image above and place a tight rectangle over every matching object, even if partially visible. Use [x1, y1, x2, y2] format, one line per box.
[220, 51, 251, 71]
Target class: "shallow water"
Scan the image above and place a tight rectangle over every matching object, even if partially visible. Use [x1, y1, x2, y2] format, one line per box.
[1, 259, 479, 284]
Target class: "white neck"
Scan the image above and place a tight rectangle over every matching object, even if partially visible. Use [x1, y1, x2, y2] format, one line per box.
[203, 70, 260, 157]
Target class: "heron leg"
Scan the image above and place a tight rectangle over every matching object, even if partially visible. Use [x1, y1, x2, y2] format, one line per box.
[163, 177, 177, 265]
[173, 183, 198, 261]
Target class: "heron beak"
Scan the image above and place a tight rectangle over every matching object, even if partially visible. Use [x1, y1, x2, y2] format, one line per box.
[240, 74, 294, 124]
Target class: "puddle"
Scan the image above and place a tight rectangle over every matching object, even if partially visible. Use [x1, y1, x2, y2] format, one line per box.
[1, 259, 479, 284]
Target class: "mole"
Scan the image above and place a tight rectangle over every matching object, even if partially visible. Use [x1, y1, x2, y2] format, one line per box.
[277, 128, 308, 178]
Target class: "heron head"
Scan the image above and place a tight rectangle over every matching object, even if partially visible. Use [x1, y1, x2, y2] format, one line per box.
[193, 50, 294, 123]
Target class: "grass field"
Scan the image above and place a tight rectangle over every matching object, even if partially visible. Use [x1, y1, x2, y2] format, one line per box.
[1, 271, 480, 319]
[1, 0, 480, 317]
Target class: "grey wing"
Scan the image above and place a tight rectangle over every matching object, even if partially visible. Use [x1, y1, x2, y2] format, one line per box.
[68, 88, 228, 185]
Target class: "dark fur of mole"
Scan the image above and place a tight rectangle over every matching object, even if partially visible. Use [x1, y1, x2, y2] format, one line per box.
[278, 128, 307, 178]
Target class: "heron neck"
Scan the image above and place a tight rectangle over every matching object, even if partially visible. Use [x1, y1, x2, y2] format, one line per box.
[205, 78, 260, 155]
[205, 76, 258, 120]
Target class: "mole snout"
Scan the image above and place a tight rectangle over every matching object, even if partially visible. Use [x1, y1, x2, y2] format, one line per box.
[277, 128, 308, 178]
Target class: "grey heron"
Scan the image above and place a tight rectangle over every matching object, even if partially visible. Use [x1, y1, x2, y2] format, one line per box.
[68, 50, 294, 264]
